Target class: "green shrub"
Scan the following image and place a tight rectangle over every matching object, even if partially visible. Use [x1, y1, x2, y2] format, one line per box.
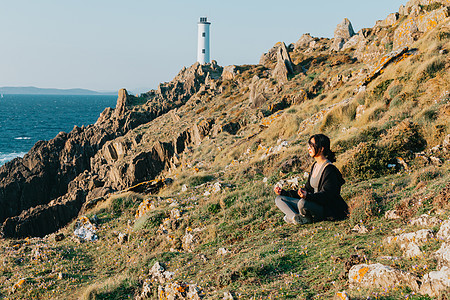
[110, 196, 139, 216]
[388, 85, 403, 99]
[372, 79, 394, 99]
[422, 2, 443, 11]
[207, 202, 221, 214]
[421, 58, 445, 80]
[341, 141, 394, 180]
[379, 120, 427, 157]
[133, 210, 166, 231]
[348, 189, 379, 225]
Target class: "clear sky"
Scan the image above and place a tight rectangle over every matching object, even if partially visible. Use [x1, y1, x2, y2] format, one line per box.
[0, 0, 407, 94]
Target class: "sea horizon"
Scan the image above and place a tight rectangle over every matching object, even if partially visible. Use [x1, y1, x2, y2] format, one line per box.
[0, 94, 117, 166]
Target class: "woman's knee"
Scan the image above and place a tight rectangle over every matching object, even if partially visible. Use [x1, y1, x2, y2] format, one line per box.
[274, 195, 283, 205]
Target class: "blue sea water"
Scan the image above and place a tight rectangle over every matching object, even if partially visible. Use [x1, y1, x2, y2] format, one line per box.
[0, 94, 117, 166]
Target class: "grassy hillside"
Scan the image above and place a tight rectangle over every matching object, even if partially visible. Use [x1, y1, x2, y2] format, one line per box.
[0, 5, 449, 300]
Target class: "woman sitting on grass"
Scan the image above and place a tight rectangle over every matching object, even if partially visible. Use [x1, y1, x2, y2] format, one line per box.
[274, 134, 349, 224]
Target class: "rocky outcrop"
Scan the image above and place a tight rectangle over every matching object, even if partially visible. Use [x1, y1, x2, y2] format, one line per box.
[0, 63, 221, 238]
[420, 266, 450, 298]
[294, 33, 315, 50]
[332, 18, 355, 51]
[349, 263, 420, 292]
[249, 76, 271, 108]
[221, 65, 237, 80]
[271, 42, 294, 83]
[393, 6, 449, 49]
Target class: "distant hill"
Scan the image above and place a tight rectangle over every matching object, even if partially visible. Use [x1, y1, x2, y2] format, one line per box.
[0, 86, 116, 95]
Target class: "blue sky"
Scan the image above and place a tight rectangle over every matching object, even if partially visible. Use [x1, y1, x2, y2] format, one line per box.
[0, 0, 406, 93]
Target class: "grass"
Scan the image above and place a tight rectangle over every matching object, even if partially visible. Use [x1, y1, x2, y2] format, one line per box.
[1, 10, 450, 300]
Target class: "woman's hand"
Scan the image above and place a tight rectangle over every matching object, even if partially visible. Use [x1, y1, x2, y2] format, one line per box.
[274, 186, 282, 195]
[298, 188, 307, 198]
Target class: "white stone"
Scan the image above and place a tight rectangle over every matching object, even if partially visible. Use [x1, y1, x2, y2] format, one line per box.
[181, 184, 188, 192]
[434, 242, 450, 267]
[420, 266, 450, 298]
[170, 208, 181, 219]
[352, 224, 369, 234]
[410, 214, 441, 227]
[349, 263, 419, 291]
[212, 182, 222, 193]
[385, 210, 401, 220]
[437, 219, 450, 241]
[403, 242, 423, 258]
[217, 247, 230, 256]
[223, 291, 234, 300]
[384, 229, 434, 246]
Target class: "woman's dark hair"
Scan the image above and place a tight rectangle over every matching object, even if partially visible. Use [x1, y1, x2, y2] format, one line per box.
[308, 134, 336, 162]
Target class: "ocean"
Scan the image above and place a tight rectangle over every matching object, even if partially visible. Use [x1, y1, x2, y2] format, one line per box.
[0, 94, 117, 166]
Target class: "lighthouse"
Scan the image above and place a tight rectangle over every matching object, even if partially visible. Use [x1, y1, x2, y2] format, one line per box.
[197, 17, 210, 64]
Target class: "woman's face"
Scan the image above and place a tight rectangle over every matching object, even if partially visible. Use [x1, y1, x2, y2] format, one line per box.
[308, 138, 316, 157]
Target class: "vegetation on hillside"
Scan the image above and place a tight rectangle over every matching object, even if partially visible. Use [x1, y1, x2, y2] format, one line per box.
[0, 4, 449, 300]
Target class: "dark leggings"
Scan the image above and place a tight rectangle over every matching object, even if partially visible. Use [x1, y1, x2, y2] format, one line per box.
[275, 195, 324, 221]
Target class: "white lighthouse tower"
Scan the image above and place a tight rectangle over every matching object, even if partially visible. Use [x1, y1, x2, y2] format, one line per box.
[197, 17, 210, 64]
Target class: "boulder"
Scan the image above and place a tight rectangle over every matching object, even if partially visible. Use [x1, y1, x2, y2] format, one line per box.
[394, 7, 449, 49]
[383, 13, 400, 27]
[115, 89, 131, 118]
[73, 215, 98, 242]
[221, 65, 237, 80]
[135, 279, 152, 300]
[182, 232, 198, 252]
[249, 76, 270, 108]
[384, 229, 434, 246]
[1, 189, 85, 238]
[271, 42, 294, 84]
[434, 242, 450, 267]
[403, 242, 423, 258]
[332, 18, 355, 51]
[349, 263, 420, 291]
[410, 214, 442, 227]
[437, 219, 450, 241]
[259, 42, 282, 67]
[420, 266, 450, 298]
[294, 33, 314, 50]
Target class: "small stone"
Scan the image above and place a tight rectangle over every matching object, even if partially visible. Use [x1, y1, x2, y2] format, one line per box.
[170, 208, 181, 219]
[334, 291, 349, 300]
[223, 291, 234, 300]
[385, 210, 401, 220]
[217, 247, 230, 256]
[181, 184, 188, 192]
[118, 233, 128, 244]
[55, 233, 65, 242]
[352, 224, 369, 234]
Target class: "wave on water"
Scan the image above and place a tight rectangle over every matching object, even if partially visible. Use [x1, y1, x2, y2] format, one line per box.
[0, 152, 26, 166]
[14, 137, 32, 140]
